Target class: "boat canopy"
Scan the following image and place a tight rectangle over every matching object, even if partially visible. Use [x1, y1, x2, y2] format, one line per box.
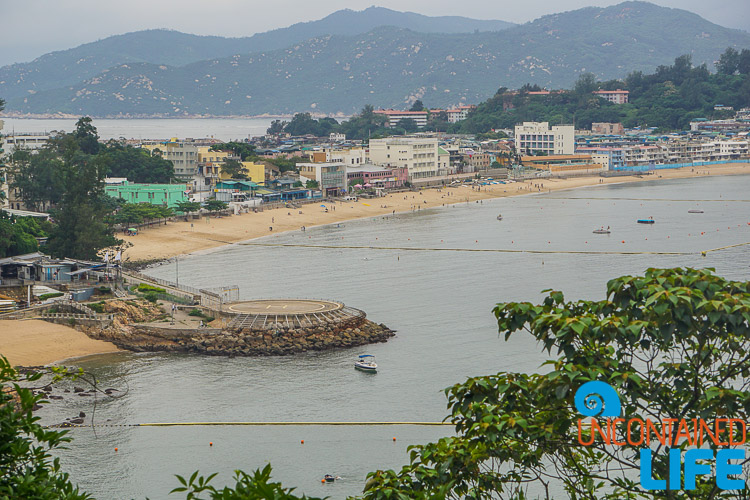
[358, 354, 374, 358]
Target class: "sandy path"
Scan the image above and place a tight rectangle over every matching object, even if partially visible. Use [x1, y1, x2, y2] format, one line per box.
[0, 320, 120, 366]
[121, 164, 750, 261]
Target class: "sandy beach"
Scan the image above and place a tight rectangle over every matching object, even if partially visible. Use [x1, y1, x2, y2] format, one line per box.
[121, 164, 750, 262]
[0, 320, 120, 367]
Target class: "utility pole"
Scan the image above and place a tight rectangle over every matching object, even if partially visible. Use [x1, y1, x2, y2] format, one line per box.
[175, 256, 179, 287]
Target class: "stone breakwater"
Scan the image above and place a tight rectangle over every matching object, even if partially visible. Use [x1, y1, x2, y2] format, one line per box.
[73, 299, 395, 356]
[97, 319, 394, 356]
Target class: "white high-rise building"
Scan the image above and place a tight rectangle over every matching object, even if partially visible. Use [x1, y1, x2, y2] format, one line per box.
[514, 122, 574, 155]
[368, 137, 439, 180]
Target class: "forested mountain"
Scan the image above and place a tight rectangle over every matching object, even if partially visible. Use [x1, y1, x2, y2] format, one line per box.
[3, 2, 749, 116]
[0, 7, 513, 103]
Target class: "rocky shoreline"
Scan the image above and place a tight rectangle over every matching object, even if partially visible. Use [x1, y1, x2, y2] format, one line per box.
[77, 299, 395, 357]
[108, 319, 394, 356]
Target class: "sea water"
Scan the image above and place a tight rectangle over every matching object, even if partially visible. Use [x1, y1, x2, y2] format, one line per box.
[43, 175, 750, 499]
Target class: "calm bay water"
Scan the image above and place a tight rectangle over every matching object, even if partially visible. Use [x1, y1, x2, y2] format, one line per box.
[0, 117, 274, 141]
[43, 175, 750, 499]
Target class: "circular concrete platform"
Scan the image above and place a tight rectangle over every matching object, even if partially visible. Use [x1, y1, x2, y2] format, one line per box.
[227, 299, 343, 315]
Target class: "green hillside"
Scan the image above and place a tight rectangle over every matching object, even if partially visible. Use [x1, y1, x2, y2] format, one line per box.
[0, 7, 513, 102]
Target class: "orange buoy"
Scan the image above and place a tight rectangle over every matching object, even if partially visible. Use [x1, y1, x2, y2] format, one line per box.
[301, 440, 304, 444]
[622, 240, 625, 243]
[393, 437, 397, 441]
[115, 448, 118, 452]
[209, 442, 213, 446]
[321, 479, 326, 483]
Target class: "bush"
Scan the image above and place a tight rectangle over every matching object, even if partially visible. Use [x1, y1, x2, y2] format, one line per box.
[136, 283, 166, 293]
[188, 308, 203, 317]
[143, 291, 158, 303]
[88, 302, 105, 314]
[0, 357, 92, 499]
[38, 292, 64, 301]
[203, 317, 214, 323]
[96, 286, 111, 294]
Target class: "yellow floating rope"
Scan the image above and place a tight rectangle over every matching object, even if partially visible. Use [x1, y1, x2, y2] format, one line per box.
[138, 421, 452, 427]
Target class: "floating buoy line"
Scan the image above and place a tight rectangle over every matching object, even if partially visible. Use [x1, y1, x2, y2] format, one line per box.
[51, 421, 455, 428]
[239, 242, 750, 256]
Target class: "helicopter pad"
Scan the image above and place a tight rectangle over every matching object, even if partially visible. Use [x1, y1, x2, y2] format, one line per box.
[227, 299, 343, 315]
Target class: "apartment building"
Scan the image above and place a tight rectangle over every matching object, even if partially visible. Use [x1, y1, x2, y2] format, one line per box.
[446, 105, 476, 123]
[514, 122, 575, 155]
[373, 110, 428, 128]
[1, 132, 51, 153]
[592, 89, 629, 104]
[141, 139, 200, 189]
[368, 137, 440, 180]
[311, 147, 368, 166]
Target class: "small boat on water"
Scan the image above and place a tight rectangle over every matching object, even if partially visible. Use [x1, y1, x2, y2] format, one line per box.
[496, 214, 503, 221]
[324, 474, 336, 483]
[637, 218, 655, 224]
[355, 354, 377, 372]
[593, 227, 611, 234]
[688, 209, 704, 214]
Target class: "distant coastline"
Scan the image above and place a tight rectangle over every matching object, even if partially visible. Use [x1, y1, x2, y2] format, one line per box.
[0, 112, 350, 120]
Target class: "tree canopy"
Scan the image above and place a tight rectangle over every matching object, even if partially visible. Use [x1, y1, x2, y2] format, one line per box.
[102, 140, 175, 183]
[209, 142, 257, 161]
[453, 50, 750, 133]
[0, 357, 91, 499]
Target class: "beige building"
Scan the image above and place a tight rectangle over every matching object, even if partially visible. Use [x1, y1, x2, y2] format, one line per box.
[368, 137, 440, 180]
[142, 139, 200, 188]
[514, 122, 575, 155]
[592, 89, 629, 104]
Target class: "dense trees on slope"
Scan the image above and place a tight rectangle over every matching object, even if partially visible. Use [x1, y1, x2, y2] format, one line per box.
[456, 50, 750, 133]
[101, 141, 175, 183]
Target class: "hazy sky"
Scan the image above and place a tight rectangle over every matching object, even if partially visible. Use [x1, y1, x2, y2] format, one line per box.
[2, 0, 748, 67]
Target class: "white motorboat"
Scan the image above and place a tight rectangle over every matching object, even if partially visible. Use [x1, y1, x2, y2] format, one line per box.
[593, 226, 611, 234]
[355, 354, 377, 372]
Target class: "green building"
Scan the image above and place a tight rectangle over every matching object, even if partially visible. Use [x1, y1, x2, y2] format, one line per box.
[105, 181, 188, 208]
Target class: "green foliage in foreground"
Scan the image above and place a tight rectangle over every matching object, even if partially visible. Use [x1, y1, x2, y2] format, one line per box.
[362, 267, 750, 499]
[172, 465, 324, 499]
[0, 357, 90, 499]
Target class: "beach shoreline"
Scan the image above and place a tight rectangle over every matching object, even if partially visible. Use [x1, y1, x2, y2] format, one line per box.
[121, 164, 750, 263]
[0, 319, 121, 367]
